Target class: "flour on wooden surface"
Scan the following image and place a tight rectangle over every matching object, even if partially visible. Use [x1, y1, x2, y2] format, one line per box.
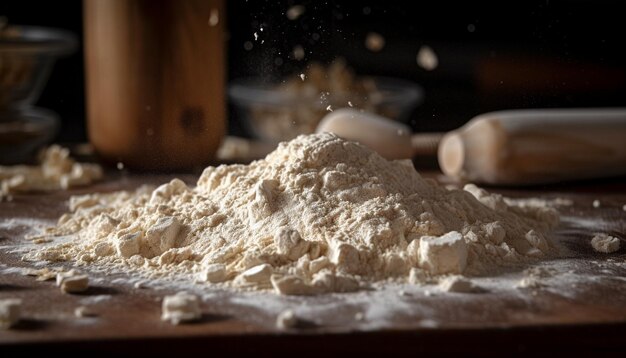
[26, 133, 560, 294]
[591, 233, 620, 253]
[276, 309, 298, 329]
[438, 276, 483, 293]
[56, 270, 89, 293]
[0, 145, 102, 198]
[161, 292, 201, 324]
[0, 298, 21, 329]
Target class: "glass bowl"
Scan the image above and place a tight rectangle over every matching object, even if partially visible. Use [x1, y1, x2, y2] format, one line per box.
[0, 25, 76, 108]
[0, 25, 76, 164]
[229, 76, 423, 142]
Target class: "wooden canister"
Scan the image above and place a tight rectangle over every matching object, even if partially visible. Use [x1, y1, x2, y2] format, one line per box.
[84, 0, 226, 170]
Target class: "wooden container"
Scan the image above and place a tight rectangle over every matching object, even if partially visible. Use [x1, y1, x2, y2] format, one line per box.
[84, 0, 226, 170]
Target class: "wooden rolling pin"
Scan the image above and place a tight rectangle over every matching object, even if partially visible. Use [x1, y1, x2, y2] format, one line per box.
[316, 109, 443, 159]
[317, 108, 626, 185]
[438, 108, 626, 185]
[222, 109, 443, 162]
[226, 108, 626, 185]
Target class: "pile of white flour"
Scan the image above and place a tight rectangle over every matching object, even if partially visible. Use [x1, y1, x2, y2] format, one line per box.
[26, 133, 560, 295]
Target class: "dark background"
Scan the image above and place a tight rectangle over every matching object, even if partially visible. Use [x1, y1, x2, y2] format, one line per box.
[2, 0, 625, 142]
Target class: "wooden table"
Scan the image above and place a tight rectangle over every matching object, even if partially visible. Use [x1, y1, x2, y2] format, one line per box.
[1, 172, 625, 355]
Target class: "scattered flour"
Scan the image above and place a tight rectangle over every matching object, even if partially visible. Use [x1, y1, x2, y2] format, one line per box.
[25, 134, 560, 295]
[438, 276, 483, 293]
[516, 275, 544, 289]
[591, 234, 620, 253]
[417, 46, 438, 71]
[161, 292, 201, 324]
[23, 267, 59, 281]
[56, 270, 89, 293]
[0, 145, 102, 198]
[276, 309, 298, 329]
[515, 266, 557, 289]
[74, 305, 97, 318]
[0, 298, 21, 329]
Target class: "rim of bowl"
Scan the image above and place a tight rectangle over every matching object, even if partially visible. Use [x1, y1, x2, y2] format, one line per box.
[0, 26, 77, 56]
[229, 76, 423, 108]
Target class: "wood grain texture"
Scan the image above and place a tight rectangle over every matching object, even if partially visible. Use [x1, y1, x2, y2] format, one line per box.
[84, 0, 226, 170]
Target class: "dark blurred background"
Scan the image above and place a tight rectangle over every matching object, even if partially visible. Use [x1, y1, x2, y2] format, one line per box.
[2, 0, 625, 142]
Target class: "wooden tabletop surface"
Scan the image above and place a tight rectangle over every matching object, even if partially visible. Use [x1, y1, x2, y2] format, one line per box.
[1, 172, 626, 355]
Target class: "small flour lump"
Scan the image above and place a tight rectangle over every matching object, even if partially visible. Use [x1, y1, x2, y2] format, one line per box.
[591, 233, 620, 253]
[27, 133, 559, 294]
[0, 145, 102, 197]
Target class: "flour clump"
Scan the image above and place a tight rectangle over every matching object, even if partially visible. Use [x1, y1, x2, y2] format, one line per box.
[0, 145, 102, 198]
[591, 233, 620, 253]
[28, 133, 560, 294]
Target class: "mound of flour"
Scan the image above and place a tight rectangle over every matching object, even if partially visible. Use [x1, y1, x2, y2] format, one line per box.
[27, 133, 559, 294]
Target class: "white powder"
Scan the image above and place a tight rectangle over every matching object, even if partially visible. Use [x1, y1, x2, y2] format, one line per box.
[161, 292, 201, 324]
[591, 233, 620, 253]
[198, 263, 227, 283]
[0, 298, 22, 329]
[56, 270, 89, 293]
[418, 231, 468, 274]
[27, 133, 559, 295]
[515, 266, 556, 289]
[438, 276, 483, 293]
[0, 145, 102, 197]
[276, 309, 298, 329]
[417, 46, 438, 71]
[74, 305, 97, 318]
